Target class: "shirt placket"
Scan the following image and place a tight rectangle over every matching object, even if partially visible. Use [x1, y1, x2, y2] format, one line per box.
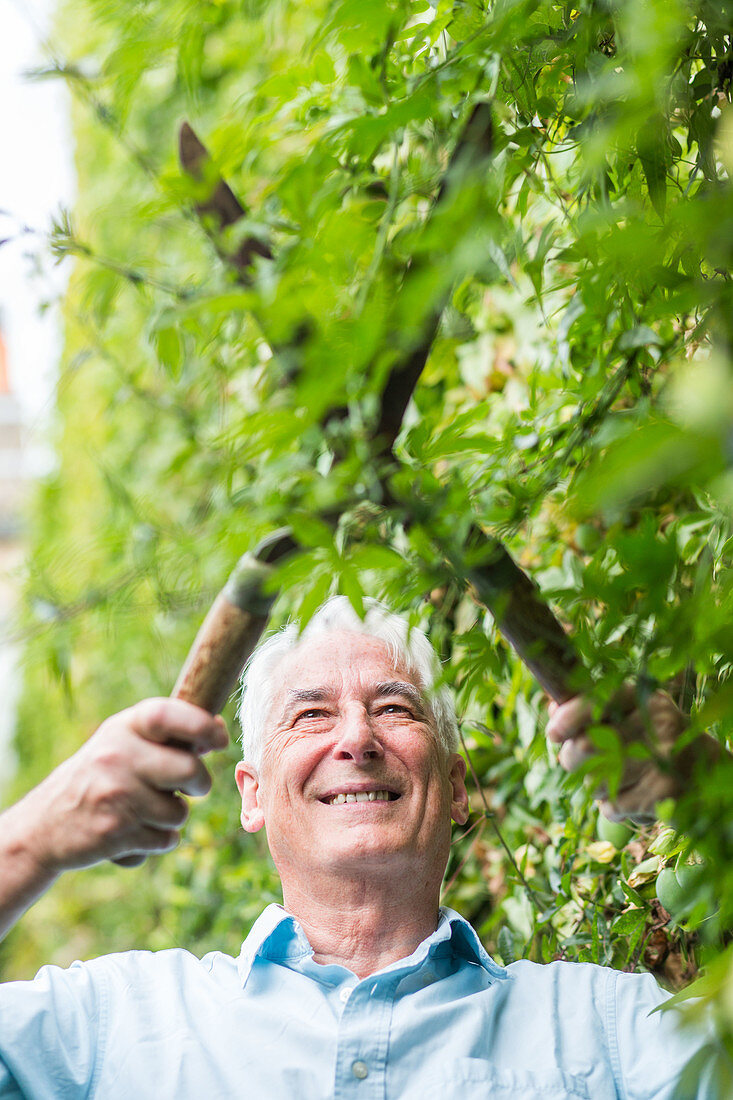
[332, 975, 397, 1100]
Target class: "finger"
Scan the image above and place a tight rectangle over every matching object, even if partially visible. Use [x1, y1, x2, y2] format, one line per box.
[136, 741, 213, 798]
[546, 697, 594, 744]
[111, 822, 179, 862]
[121, 699, 229, 754]
[113, 853, 148, 868]
[135, 789, 190, 830]
[557, 734, 595, 772]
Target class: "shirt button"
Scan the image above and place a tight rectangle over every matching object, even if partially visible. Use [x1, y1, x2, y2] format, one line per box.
[351, 1060, 369, 1080]
[339, 985, 354, 1004]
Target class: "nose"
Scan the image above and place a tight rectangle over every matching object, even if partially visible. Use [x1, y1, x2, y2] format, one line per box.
[333, 705, 383, 764]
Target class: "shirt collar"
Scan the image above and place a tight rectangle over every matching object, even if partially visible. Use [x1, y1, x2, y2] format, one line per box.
[236, 903, 507, 987]
[438, 906, 507, 979]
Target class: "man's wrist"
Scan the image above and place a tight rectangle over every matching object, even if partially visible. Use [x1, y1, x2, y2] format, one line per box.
[0, 796, 62, 940]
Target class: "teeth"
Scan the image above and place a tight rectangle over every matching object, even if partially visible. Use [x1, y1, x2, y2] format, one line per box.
[328, 790, 392, 805]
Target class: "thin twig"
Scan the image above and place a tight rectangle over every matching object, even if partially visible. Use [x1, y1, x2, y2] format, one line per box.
[458, 724, 544, 911]
[441, 819, 487, 902]
[50, 231, 195, 300]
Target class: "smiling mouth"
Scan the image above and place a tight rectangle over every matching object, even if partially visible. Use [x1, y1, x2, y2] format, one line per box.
[321, 790, 400, 806]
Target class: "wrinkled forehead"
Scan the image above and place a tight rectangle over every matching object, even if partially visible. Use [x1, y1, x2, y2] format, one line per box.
[266, 630, 420, 719]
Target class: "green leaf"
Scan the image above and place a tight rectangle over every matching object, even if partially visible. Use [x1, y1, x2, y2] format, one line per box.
[617, 325, 663, 351]
[497, 925, 516, 965]
[637, 119, 668, 218]
[573, 419, 725, 515]
[289, 514, 336, 549]
[339, 564, 365, 618]
[154, 326, 184, 376]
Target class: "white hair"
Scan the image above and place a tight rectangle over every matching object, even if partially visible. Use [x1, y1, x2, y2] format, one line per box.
[238, 595, 458, 767]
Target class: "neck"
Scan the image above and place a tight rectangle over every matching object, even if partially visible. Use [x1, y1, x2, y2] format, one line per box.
[280, 870, 441, 978]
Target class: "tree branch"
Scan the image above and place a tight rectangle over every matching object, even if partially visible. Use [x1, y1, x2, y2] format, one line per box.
[373, 103, 494, 453]
[179, 122, 272, 280]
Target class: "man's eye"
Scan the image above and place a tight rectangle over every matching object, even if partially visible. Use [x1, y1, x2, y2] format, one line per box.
[378, 704, 413, 717]
[295, 709, 328, 722]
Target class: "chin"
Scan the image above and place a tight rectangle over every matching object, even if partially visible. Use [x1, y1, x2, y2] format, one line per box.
[318, 832, 417, 871]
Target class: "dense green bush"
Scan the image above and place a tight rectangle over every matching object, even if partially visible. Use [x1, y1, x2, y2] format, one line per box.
[3, 0, 732, 1076]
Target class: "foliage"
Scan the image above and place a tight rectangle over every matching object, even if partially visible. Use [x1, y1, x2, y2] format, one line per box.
[3, 0, 733, 1075]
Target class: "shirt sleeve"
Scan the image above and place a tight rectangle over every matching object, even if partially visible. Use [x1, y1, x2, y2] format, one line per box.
[613, 969, 729, 1100]
[0, 960, 105, 1099]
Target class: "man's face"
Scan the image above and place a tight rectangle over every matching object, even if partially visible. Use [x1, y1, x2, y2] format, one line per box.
[235, 631, 468, 887]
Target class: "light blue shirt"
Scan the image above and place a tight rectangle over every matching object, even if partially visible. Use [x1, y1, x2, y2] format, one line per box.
[0, 904, 721, 1098]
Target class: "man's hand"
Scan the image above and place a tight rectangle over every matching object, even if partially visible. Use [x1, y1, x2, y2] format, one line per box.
[27, 698, 229, 869]
[0, 699, 229, 939]
[546, 685, 694, 823]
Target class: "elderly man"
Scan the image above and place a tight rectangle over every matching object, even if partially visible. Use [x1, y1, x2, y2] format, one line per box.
[0, 597, 722, 1097]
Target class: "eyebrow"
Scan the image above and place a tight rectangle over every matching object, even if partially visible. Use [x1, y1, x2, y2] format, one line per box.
[284, 688, 333, 710]
[373, 681, 427, 714]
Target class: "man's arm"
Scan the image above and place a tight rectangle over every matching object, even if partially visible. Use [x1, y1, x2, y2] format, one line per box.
[546, 685, 722, 821]
[0, 698, 228, 940]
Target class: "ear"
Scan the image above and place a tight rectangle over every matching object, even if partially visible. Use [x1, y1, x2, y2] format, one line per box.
[448, 753, 469, 826]
[235, 761, 265, 833]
